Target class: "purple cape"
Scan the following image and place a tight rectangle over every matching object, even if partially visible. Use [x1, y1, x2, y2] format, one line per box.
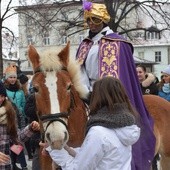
[77, 33, 156, 170]
[106, 33, 155, 170]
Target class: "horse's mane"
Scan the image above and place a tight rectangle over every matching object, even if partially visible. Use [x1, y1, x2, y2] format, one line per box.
[39, 48, 88, 99]
[39, 49, 63, 72]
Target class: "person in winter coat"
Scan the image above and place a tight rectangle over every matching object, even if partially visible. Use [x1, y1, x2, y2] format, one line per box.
[136, 65, 158, 95]
[4, 65, 26, 120]
[136, 64, 160, 169]
[157, 65, 170, 101]
[24, 92, 41, 170]
[3, 65, 27, 170]
[0, 81, 40, 170]
[45, 77, 140, 170]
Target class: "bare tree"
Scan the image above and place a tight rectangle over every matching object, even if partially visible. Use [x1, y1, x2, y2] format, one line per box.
[17, 0, 170, 37]
[0, 0, 18, 77]
[15, 0, 170, 67]
[17, 0, 84, 38]
[104, 0, 170, 40]
[5, 0, 170, 77]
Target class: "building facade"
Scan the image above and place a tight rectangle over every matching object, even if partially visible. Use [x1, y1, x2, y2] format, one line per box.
[16, 1, 170, 79]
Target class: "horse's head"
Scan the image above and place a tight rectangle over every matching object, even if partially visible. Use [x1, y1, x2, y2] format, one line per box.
[28, 42, 88, 149]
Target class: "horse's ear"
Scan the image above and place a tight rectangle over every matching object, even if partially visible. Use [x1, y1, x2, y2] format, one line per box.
[58, 41, 70, 67]
[28, 45, 40, 71]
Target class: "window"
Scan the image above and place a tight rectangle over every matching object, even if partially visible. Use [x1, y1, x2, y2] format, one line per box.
[26, 17, 33, 26]
[43, 33, 50, 45]
[79, 35, 84, 43]
[61, 36, 68, 45]
[155, 51, 161, 62]
[27, 35, 33, 45]
[138, 52, 144, 59]
[146, 32, 160, 40]
[135, 32, 143, 39]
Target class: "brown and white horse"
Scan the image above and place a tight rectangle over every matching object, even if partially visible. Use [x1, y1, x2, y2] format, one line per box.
[28, 42, 88, 169]
[143, 95, 170, 170]
[28, 43, 170, 170]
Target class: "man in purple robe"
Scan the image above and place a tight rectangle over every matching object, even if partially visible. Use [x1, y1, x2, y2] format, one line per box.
[76, 1, 156, 170]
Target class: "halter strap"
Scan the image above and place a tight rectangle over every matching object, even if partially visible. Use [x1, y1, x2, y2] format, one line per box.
[40, 112, 69, 122]
[40, 112, 69, 130]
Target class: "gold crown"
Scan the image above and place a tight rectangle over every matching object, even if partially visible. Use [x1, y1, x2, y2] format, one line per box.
[84, 3, 110, 24]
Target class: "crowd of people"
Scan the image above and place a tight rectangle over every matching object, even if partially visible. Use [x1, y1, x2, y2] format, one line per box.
[0, 63, 40, 170]
[136, 64, 170, 170]
[0, 1, 170, 170]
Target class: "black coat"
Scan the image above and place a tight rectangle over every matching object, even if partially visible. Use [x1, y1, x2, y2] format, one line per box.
[140, 82, 158, 95]
[24, 93, 41, 147]
[25, 93, 38, 122]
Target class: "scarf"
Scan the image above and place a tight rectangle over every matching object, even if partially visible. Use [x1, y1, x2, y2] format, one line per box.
[86, 103, 135, 134]
[6, 83, 19, 92]
[162, 83, 170, 93]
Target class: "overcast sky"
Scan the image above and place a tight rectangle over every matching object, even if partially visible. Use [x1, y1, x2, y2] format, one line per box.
[1, 0, 19, 36]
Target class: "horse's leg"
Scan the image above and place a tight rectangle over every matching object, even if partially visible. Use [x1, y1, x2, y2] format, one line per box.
[151, 126, 161, 170]
[160, 155, 170, 170]
[152, 154, 160, 170]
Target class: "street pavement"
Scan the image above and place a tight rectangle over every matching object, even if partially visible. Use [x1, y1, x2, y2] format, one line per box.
[26, 156, 32, 170]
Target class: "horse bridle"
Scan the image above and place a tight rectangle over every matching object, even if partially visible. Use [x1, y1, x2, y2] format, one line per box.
[40, 112, 69, 130]
[34, 67, 76, 142]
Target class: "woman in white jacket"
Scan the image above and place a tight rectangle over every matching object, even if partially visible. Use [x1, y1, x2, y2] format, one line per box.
[47, 77, 140, 170]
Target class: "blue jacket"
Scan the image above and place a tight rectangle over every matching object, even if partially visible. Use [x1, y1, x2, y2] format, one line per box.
[6, 89, 26, 116]
[158, 91, 170, 102]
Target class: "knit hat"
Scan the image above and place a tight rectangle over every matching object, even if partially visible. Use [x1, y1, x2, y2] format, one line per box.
[161, 65, 170, 76]
[5, 65, 17, 79]
[0, 81, 7, 97]
[83, 1, 110, 24]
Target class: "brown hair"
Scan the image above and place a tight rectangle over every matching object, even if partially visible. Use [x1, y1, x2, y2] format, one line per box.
[136, 64, 146, 72]
[157, 78, 164, 90]
[89, 76, 136, 116]
[3, 100, 18, 141]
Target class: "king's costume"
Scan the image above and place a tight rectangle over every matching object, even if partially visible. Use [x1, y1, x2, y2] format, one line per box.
[76, 25, 156, 170]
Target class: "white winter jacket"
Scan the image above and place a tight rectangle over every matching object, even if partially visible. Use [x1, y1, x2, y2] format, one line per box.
[47, 125, 140, 170]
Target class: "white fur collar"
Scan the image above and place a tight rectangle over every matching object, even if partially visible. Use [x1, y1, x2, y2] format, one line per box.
[142, 73, 156, 87]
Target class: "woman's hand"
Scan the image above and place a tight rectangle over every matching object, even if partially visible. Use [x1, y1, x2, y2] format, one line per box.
[0, 152, 10, 164]
[39, 141, 49, 156]
[64, 145, 76, 157]
[30, 121, 40, 131]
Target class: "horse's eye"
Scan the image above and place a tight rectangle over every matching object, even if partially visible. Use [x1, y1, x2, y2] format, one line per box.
[32, 86, 39, 93]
